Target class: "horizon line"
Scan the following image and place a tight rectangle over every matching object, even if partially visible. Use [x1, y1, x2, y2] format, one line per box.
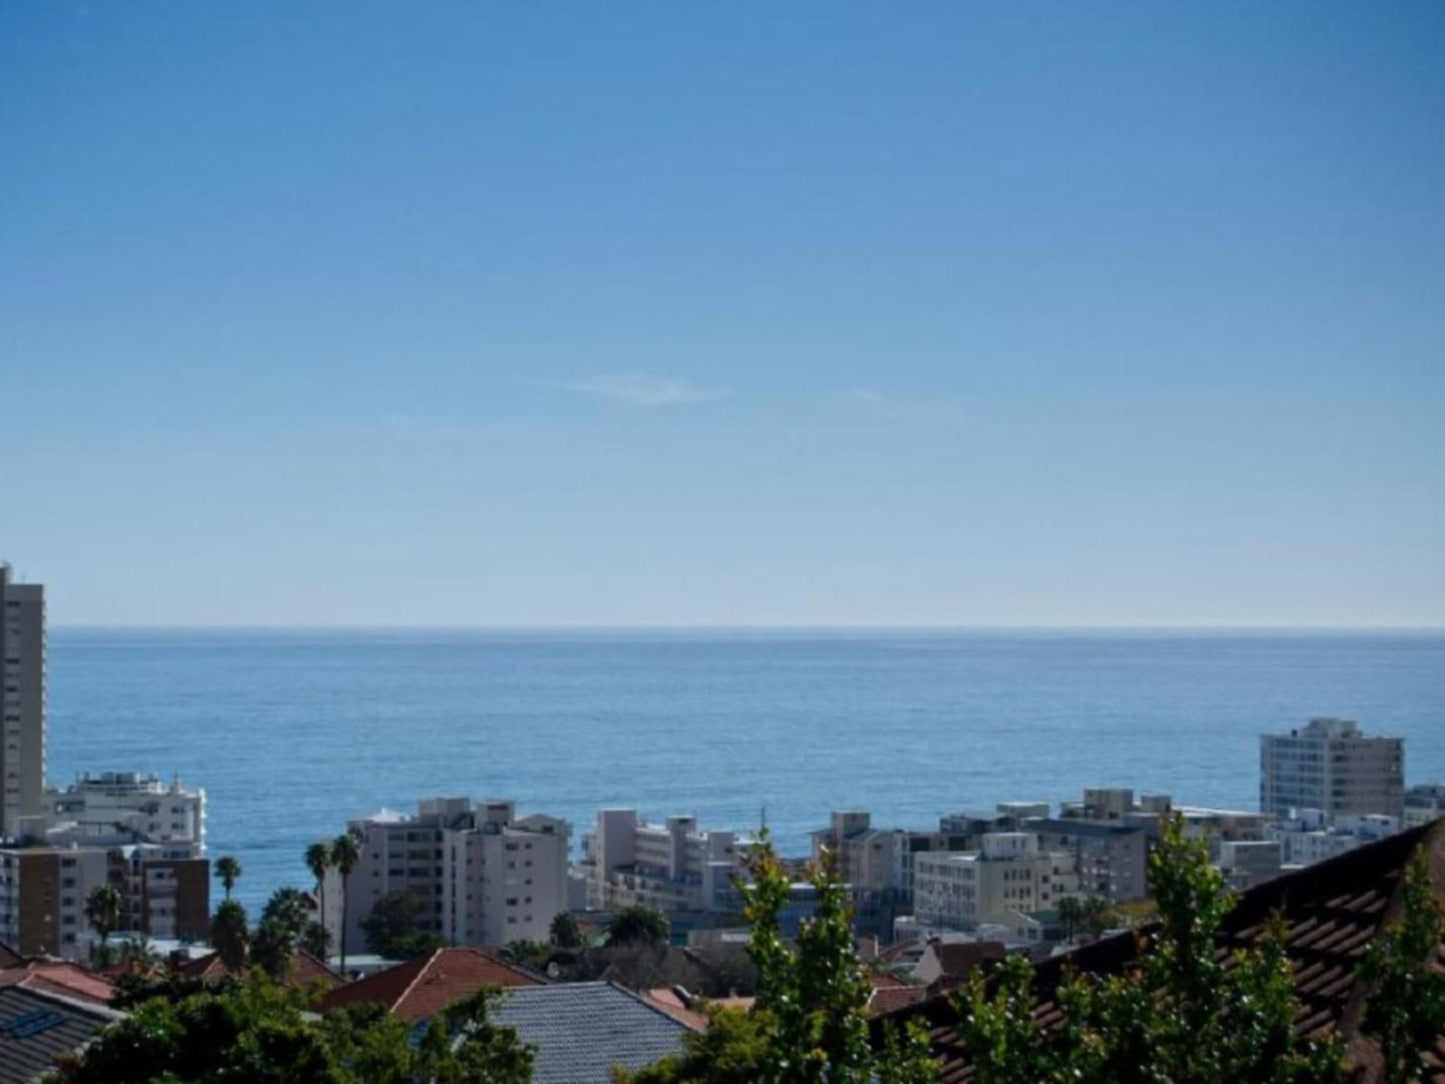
[47, 622, 1445, 634]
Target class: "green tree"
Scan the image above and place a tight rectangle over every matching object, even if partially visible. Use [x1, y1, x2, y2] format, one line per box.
[305, 840, 332, 934]
[251, 888, 312, 980]
[84, 883, 123, 964]
[1056, 895, 1084, 942]
[953, 814, 1349, 1084]
[614, 1004, 771, 1083]
[215, 854, 242, 900]
[50, 971, 534, 1084]
[551, 910, 583, 948]
[360, 890, 446, 959]
[1080, 896, 1115, 940]
[1359, 851, 1445, 1084]
[302, 920, 332, 960]
[330, 833, 360, 974]
[606, 905, 670, 948]
[211, 898, 251, 972]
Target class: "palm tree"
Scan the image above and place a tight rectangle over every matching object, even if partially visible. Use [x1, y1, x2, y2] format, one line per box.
[331, 833, 360, 975]
[1057, 895, 1084, 942]
[211, 898, 250, 972]
[84, 884, 123, 964]
[215, 854, 242, 901]
[305, 840, 331, 943]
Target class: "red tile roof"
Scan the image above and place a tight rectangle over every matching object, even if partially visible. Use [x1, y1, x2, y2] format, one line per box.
[316, 948, 545, 1022]
[0, 960, 116, 1006]
[873, 820, 1445, 1084]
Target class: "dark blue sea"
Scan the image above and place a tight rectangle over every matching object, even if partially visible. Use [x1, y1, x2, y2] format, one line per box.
[46, 629, 1445, 917]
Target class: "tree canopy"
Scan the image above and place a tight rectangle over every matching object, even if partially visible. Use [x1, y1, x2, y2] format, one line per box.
[360, 889, 447, 960]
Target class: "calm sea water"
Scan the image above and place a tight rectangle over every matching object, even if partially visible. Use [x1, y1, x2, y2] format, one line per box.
[46, 629, 1445, 918]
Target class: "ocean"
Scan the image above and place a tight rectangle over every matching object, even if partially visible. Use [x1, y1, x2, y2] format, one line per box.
[45, 628, 1445, 918]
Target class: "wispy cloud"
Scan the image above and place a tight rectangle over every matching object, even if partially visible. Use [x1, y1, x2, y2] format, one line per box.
[564, 373, 729, 407]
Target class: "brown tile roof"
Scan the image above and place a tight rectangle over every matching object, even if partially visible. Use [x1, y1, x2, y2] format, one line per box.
[873, 820, 1445, 1084]
[315, 947, 544, 1022]
[0, 960, 116, 1006]
[176, 947, 342, 992]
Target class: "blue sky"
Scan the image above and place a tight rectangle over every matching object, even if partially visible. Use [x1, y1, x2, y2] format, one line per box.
[1, 2, 1441, 626]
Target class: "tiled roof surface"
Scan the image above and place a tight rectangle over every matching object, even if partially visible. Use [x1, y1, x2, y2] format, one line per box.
[178, 947, 342, 992]
[316, 947, 543, 1022]
[874, 820, 1445, 1084]
[0, 961, 115, 1006]
[0, 984, 121, 1084]
[489, 981, 691, 1084]
[0, 944, 22, 969]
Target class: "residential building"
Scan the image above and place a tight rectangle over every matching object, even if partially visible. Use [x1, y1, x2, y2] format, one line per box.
[35, 771, 206, 850]
[1259, 717, 1404, 820]
[336, 798, 569, 953]
[0, 843, 208, 959]
[874, 820, 1445, 1080]
[1217, 839, 1283, 889]
[1025, 818, 1149, 903]
[0, 564, 45, 838]
[1403, 783, 1445, 828]
[317, 947, 542, 1020]
[1267, 808, 1401, 867]
[578, 808, 742, 914]
[912, 833, 1077, 932]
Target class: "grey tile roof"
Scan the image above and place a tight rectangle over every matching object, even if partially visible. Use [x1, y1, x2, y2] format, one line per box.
[0, 984, 122, 1084]
[487, 981, 691, 1084]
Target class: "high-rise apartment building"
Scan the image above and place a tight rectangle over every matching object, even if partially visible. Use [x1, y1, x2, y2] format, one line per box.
[1, 564, 45, 837]
[336, 798, 570, 954]
[1260, 718, 1404, 820]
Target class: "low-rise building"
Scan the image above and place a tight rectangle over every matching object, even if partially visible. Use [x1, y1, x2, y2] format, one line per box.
[1024, 818, 1149, 903]
[913, 833, 1077, 932]
[1218, 839, 1283, 889]
[1403, 784, 1445, 828]
[1267, 808, 1401, 867]
[578, 808, 742, 914]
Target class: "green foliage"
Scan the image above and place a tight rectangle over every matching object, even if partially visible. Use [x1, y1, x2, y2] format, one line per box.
[84, 883, 124, 960]
[215, 854, 242, 900]
[361, 889, 447, 959]
[606, 905, 671, 948]
[613, 1005, 772, 1083]
[331, 833, 361, 973]
[951, 814, 1350, 1084]
[735, 832, 935, 1084]
[53, 972, 534, 1084]
[1360, 851, 1445, 1084]
[302, 919, 332, 959]
[551, 909, 583, 948]
[211, 898, 250, 972]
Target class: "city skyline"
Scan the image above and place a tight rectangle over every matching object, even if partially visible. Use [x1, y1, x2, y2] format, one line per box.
[3, 2, 1442, 627]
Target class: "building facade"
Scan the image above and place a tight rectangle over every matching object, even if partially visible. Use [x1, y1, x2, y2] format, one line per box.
[578, 808, 743, 914]
[0, 843, 209, 959]
[1260, 718, 1404, 820]
[36, 771, 206, 849]
[1026, 818, 1148, 903]
[912, 833, 1077, 932]
[337, 798, 569, 954]
[0, 564, 45, 838]
[1403, 784, 1445, 828]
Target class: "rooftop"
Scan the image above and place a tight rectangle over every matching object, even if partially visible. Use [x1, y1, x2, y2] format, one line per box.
[316, 947, 543, 1022]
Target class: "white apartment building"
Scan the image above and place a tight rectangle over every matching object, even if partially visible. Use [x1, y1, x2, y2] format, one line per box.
[579, 809, 742, 913]
[1403, 784, 1445, 828]
[1260, 718, 1403, 820]
[1267, 808, 1401, 867]
[35, 771, 206, 851]
[913, 833, 1078, 932]
[336, 798, 569, 955]
[1, 564, 46, 838]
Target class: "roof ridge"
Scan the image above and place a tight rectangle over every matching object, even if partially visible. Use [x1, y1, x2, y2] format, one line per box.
[388, 947, 447, 1014]
[605, 979, 703, 1027]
